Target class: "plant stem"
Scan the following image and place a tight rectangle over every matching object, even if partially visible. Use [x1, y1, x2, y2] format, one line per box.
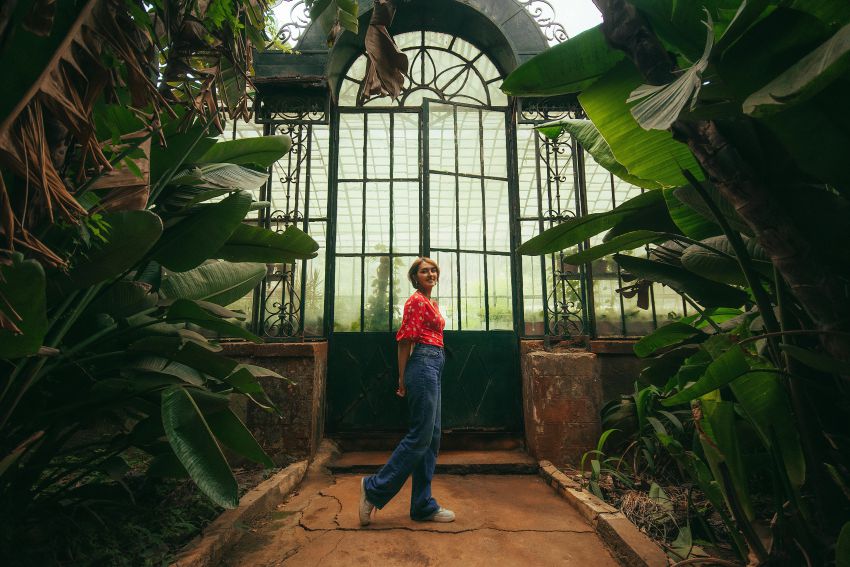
[681, 295, 723, 333]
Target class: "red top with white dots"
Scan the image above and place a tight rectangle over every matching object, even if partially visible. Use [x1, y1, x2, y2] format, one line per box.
[395, 291, 445, 347]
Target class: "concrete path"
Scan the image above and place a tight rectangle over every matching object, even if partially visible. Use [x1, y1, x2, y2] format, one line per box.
[221, 457, 619, 566]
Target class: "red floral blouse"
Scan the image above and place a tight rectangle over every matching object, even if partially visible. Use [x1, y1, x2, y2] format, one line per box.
[395, 291, 445, 347]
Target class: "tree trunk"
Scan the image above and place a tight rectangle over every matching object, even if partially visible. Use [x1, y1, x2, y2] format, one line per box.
[593, 0, 850, 363]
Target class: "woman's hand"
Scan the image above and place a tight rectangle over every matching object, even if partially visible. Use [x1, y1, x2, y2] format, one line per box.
[396, 376, 406, 398]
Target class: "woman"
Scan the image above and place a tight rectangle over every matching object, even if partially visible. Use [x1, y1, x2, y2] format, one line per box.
[358, 257, 455, 525]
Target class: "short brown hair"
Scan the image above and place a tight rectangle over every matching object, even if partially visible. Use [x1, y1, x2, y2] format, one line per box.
[407, 257, 440, 290]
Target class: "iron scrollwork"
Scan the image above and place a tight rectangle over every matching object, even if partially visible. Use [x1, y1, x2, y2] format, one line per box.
[516, 0, 569, 44]
[267, 0, 311, 49]
[258, 121, 312, 339]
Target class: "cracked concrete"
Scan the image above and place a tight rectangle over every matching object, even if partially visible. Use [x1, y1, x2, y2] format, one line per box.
[221, 460, 619, 566]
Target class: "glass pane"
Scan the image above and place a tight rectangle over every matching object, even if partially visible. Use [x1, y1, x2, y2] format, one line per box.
[623, 290, 655, 336]
[517, 126, 541, 218]
[487, 254, 513, 330]
[652, 283, 686, 326]
[456, 107, 481, 176]
[364, 182, 390, 253]
[365, 113, 391, 179]
[522, 254, 545, 335]
[364, 256, 391, 331]
[392, 256, 418, 329]
[485, 179, 510, 252]
[458, 176, 483, 251]
[309, 125, 330, 219]
[334, 256, 362, 332]
[338, 78, 359, 107]
[338, 113, 364, 179]
[393, 112, 419, 179]
[393, 182, 420, 254]
[428, 103, 455, 172]
[593, 277, 623, 337]
[431, 251, 457, 331]
[482, 111, 507, 178]
[430, 173, 456, 249]
[303, 222, 326, 336]
[459, 252, 485, 330]
[335, 182, 363, 253]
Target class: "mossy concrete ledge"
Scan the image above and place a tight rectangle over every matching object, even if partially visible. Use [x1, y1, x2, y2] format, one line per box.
[538, 460, 668, 567]
[170, 460, 308, 567]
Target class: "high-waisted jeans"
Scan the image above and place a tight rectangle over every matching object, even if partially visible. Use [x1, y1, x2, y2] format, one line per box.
[363, 343, 444, 520]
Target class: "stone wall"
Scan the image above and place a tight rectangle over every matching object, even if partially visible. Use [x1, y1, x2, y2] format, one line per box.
[520, 340, 641, 467]
[222, 342, 327, 464]
[521, 341, 603, 466]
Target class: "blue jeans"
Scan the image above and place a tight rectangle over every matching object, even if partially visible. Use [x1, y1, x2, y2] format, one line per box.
[363, 343, 444, 520]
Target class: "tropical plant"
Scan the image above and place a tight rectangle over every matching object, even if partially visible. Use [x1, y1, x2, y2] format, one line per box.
[508, 1, 850, 564]
[0, 0, 320, 560]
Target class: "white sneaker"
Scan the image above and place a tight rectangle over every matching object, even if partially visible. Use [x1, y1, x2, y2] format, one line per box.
[359, 477, 375, 526]
[424, 507, 455, 523]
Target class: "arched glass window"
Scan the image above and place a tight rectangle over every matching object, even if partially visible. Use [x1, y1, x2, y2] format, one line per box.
[338, 32, 507, 107]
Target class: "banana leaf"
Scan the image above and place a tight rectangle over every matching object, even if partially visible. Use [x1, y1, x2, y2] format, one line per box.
[152, 190, 252, 272]
[197, 135, 292, 168]
[0, 254, 47, 358]
[501, 25, 624, 96]
[216, 224, 319, 263]
[161, 386, 239, 508]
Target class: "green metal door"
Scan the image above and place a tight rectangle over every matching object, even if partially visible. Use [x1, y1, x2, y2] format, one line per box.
[327, 100, 522, 433]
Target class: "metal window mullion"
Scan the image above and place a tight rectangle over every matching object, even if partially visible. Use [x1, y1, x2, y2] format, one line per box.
[533, 128, 549, 337]
[360, 113, 368, 332]
[506, 103, 523, 336]
[478, 109, 490, 330]
[325, 108, 340, 338]
[254, 121, 274, 336]
[575, 138, 595, 338]
[389, 112, 395, 331]
[453, 105, 462, 330]
[298, 124, 314, 338]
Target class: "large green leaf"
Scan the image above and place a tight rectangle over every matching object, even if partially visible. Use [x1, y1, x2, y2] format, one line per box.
[729, 361, 806, 489]
[159, 261, 266, 306]
[205, 409, 274, 468]
[838, 521, 850, 567]
[124, 356, 205, 386]
[661, 346, 750, 406]
[166, 299, 261, 343]
[169, 164, 270, 192]
[699, 398, 755, 521]
[152, 191, 252, 272]
[639, 344, 702, 386]
[663, 187, 723, 240]
[196, 135, 292, 168]
[501, 25, 624, 96]
[161, 386, 238, 508]
[614, 253, 749, 308]
[633, 321, 708, 358]
[129, 336, 238, 380]
[743, 21, 850, 116]
[0, 254, 48, 358]
[85, 280, 158, 320]
[216, 224, 319, 263]
[518, 191, 664, 255]
[630, 0, 730, 61]
[680, 235, 772, 286]
[539, 119, 660, 188]
[150, 118, 218, 186]
[670, 184, 752, 236]
[562, 231, 664, 265]
[68, 211, 163, 288]
[579, 61, 703, 188]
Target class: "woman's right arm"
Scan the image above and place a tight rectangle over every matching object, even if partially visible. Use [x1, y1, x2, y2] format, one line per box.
[397, 339, 413, 397]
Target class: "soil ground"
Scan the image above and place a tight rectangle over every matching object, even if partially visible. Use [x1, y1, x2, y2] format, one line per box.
[221, 454, 620, 566]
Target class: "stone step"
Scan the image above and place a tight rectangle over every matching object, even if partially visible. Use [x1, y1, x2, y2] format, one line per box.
[328, 449, 539, 475]
[330, 432, 525, 452]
